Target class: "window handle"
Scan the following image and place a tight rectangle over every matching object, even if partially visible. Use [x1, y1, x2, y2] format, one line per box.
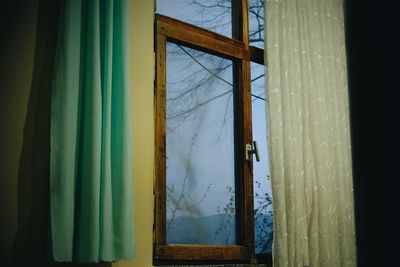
[246, 141, 260, 162]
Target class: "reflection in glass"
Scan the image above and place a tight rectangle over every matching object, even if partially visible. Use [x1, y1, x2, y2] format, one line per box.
[166, 42, 236, 245]
[157, 0, 232, 38]
[157, 0, 264, 47]
[251, 61, 273, 253]
[249, 0, 265, 49]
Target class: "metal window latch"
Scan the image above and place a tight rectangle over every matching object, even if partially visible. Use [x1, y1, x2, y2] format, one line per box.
[246, 141, 260, 162]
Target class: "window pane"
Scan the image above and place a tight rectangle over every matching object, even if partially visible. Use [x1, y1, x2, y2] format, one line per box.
[249, 0, 264, 48]
[157, 0, 232, 38]
[166, 42, 236, 245]
[251, 62, 273, 254]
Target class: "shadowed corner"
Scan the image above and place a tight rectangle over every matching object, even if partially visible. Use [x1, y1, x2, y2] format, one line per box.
[7, 0, 111, 267]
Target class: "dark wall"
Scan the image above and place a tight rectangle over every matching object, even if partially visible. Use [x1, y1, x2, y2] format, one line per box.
[344, 0, 398, 266]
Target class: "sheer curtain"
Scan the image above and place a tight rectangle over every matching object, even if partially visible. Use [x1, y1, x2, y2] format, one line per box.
[50, 0, 134, 262]
[265, 0, 357, 266]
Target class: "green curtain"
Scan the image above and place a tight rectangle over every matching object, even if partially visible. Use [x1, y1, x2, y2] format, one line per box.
[50, 0, 134, 262]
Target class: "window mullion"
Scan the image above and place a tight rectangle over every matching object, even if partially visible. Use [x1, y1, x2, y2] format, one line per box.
[155, 33, 167, 247]
[233, 0, 254, 255]
[232, 0, 250, 45]
[233, 59, 254, 253]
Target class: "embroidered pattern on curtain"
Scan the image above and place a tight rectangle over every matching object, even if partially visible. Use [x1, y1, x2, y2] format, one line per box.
[265, 0, 357, 266]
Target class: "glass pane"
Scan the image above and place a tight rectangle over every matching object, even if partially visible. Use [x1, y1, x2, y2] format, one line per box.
[166, 42, 236, 245]
[249, 0, 264, 48]
[251, 62, 273, 254]
[157, 0, 232, 38]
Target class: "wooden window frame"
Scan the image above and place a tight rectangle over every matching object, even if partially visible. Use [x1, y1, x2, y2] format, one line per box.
[154, 0, 265, 264]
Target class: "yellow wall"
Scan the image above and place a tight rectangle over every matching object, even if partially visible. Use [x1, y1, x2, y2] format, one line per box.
[0, 0, 154, 266]
[116, 0, 155, 267]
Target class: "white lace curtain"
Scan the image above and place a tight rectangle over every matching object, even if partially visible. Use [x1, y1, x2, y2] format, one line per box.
[265, 0, 357, 266]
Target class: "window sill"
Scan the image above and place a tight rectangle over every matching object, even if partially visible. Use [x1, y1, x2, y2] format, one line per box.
[161, 264, 269, 267]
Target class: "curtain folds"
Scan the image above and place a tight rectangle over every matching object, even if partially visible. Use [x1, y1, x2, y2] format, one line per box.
[50, 0, 134, 262]
[265, 0, 357, 266]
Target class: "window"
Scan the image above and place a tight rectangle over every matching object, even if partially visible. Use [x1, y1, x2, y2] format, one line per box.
[154, 0, 271, 264]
